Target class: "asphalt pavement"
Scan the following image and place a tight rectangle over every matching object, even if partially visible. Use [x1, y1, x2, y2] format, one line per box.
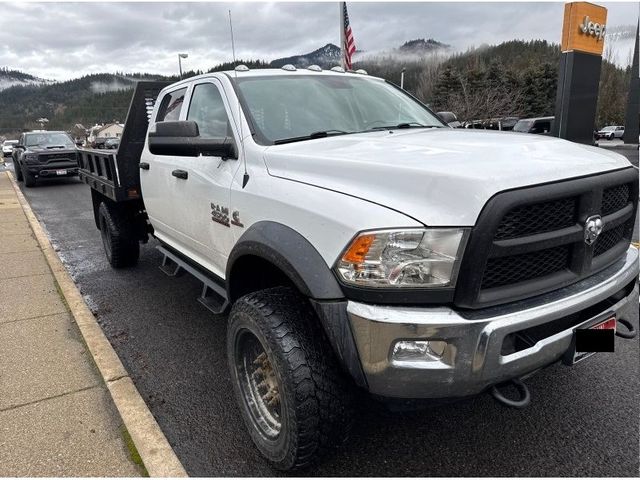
[4, 159, 639, 476]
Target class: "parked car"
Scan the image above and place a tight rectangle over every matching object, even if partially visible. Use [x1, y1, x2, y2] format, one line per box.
[91, 136, 116, 149]
[513, 116, 555, 135]
[13, 131, 80, 187]
[104, 137, 120, 150]
[2, 139, 18, 157]
[596, 125, 625, 140]
[78, 72, 637, 470]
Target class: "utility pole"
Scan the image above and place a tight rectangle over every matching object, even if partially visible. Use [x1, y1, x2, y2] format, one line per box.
[178, 53, 188, 79]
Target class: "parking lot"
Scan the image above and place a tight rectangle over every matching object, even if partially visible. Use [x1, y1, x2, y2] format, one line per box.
[2, 159, 639, 476]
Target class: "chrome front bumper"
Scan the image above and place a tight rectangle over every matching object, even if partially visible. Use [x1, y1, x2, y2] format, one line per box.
[348, 247, 639, 399]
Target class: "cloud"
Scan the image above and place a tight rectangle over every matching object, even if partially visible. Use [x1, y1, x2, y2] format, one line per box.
[0, 1, 637, 81]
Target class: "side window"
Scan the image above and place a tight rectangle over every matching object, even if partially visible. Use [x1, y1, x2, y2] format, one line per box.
[157, 87, 188, 122]
[186, 83, 231, 138]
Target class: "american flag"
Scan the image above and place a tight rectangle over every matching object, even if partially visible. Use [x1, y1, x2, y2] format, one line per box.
[342, 2, 356, 70]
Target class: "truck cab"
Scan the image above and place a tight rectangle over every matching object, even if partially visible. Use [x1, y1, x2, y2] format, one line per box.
[79, 68, 638, 470]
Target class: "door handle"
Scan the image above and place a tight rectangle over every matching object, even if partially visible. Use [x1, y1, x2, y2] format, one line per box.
[139, 162, 150, 170]
[172, 169, 188, 179]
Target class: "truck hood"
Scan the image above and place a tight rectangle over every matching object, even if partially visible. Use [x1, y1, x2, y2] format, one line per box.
[263, 129, 632, 226]
[27, 146, 77, 154]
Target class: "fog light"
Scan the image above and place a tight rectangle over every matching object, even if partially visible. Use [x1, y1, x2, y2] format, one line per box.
[392, 340, 447, 362]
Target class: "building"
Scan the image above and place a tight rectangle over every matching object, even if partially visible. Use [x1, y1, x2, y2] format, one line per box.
[88, 122, 124, 142]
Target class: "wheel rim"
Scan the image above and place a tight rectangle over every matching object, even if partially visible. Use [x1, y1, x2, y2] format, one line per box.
[235, 329, 282, 440]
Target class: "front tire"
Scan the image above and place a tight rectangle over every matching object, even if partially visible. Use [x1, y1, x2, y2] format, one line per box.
[227, 287, 353, 471]
[98, 202, 139, 268]
[14, 161, 23, 181]
[22, 166, 36, 187]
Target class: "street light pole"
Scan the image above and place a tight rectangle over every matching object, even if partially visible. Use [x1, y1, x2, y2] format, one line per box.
[400, 68, 406, 89]
[178, 53, 189, 79]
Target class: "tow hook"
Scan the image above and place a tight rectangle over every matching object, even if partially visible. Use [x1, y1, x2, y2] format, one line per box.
[490, 378, 531, 409]
[616, 318, 637, 339]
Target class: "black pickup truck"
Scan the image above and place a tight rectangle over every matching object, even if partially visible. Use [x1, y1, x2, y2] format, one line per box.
[13, 131, 80, 187]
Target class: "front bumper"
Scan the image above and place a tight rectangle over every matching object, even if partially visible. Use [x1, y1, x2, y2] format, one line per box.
[27, 163, 79, 177]
[348, 247, 638, 399]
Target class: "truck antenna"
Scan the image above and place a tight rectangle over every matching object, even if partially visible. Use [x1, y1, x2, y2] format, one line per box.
[229, 9, 249, 188]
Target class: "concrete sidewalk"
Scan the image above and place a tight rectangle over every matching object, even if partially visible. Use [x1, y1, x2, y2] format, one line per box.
[0, 172, 143, 476]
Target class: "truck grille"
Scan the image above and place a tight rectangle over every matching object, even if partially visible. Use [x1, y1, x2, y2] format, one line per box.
[494, 197, 577, 240]
[41, 152, 77, 163]
[482, 245, 571, 289]
[602, 183, 630, 215]
[455, 169, 637, 309]
[593, 220, 632, 257]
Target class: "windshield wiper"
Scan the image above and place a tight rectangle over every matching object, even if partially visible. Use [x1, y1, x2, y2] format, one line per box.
[366, 122, 440, 131]
[273, 130, 350, 145]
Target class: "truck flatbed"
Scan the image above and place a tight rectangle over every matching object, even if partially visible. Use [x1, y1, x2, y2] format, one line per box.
[78, 81, 170, 202]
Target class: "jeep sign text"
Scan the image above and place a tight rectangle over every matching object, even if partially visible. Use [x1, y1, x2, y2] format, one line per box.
[579, 15, 606, 40]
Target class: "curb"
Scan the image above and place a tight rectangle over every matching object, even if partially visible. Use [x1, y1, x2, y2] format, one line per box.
[7, 171, 188, 478]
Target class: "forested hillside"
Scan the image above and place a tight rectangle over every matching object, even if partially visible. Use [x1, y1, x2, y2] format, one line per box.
[0, 39, 632, 138]
[357, 40, 631, 128]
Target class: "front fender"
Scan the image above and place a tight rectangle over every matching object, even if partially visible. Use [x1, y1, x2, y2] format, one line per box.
[226, 221, 344, 300]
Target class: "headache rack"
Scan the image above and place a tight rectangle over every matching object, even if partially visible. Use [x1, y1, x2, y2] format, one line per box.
[78, 81, 170, 202]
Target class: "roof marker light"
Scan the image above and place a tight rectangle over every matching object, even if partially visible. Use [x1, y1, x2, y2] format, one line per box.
[355, 69, 368, 75]
[331, 66, 346, 73]
[281, 64, 297, 71]
[307, 65, 322, 72]
[234, 64, 249, 72]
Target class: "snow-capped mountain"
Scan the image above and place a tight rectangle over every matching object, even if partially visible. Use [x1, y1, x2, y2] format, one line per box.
[270, 43, 342, 69]
[0, 68, 50, 91]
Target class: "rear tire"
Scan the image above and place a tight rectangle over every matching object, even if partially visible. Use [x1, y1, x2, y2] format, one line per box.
[98, 202, 139, 268]
[227, 286, 354, 471]
[22, 166, 36, 187]
[14, 161, 23, 181]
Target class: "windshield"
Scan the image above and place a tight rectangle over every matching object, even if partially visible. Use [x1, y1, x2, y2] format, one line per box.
[601, 126, 615, 131]
[513, 120, 534, 133]
[25, 132, 74, 148]
[234, 74, 444, 144]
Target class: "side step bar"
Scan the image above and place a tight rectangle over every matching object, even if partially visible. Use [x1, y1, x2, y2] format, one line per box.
[157, 245, 229, 315]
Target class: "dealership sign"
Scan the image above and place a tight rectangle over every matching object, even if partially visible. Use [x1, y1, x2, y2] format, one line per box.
[561, 2, 608, 55]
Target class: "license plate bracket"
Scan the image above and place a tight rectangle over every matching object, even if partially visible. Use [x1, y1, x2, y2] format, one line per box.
[565, 312, 616, 365]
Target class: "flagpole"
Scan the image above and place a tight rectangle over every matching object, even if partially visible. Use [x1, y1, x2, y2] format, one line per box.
[339, 2, 345, 69]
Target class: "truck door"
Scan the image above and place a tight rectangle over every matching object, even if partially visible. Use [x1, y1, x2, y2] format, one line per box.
[177, 80, 242, 277]
[140, 85, 193, 252]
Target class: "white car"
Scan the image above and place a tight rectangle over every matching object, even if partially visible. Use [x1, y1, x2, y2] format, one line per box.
[78, 69, 639, 470]
[2, 139, 18, 157]
[597, 125, 625, 140]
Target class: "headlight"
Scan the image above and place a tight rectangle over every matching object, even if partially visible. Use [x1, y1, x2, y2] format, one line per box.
[336, 228, 469, 288]
[24, 154, 38, 163]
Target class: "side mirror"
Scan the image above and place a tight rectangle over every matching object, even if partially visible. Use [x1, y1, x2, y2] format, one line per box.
[75, 141, 83, 147]
[436, 111, 458, 125]
[148, 121, 236, 159]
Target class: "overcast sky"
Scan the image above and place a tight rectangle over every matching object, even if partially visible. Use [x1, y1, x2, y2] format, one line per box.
[0, 1, 638, 80]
